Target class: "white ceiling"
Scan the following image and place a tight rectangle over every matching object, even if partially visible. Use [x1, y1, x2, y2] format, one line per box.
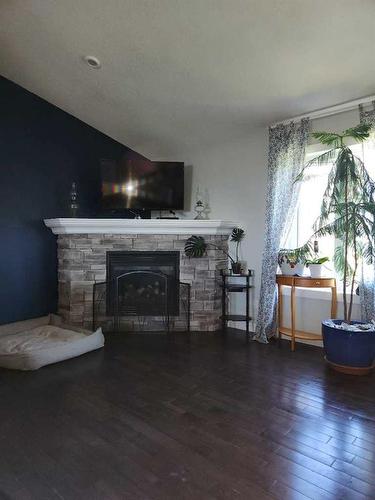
[1, 0, 375, 159]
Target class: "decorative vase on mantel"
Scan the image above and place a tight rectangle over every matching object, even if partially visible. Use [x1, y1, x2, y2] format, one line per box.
[194, 200, 205, 220]
[69, 181, 79, 217]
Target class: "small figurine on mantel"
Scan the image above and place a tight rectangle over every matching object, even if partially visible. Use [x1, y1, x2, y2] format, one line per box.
[194, 199, 205, 219]
[69, 181, 79, 217]
[194, 186, 210, 220]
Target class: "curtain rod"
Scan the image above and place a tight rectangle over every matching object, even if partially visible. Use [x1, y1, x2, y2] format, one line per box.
[271, 94, 375, 127]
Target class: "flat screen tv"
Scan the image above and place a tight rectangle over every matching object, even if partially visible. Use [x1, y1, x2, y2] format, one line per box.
[101, 158, 184, 211]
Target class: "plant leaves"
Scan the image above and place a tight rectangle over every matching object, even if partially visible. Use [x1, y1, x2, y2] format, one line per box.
[342, 123, 372, 142]
[230, 227, 245, 242]
[311, 131, 342, 147]
[184, 235, 207, 258]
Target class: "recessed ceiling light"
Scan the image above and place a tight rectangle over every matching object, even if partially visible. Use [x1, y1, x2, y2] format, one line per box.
[83, 55, 101, 69]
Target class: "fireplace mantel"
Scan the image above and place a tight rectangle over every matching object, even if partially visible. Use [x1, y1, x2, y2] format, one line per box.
[44, 218, 238, 235]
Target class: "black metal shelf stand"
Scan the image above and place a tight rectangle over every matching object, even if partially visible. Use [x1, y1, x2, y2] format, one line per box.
[220, 269, 254, 342]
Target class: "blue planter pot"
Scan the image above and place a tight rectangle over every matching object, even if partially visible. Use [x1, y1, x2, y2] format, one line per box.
[322, 320, 375, 374]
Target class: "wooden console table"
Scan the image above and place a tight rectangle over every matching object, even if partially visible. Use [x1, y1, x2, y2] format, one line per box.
[276, 275, 337, 351]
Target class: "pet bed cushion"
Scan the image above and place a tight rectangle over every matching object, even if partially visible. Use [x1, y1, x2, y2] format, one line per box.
[0, 314, 104, 370]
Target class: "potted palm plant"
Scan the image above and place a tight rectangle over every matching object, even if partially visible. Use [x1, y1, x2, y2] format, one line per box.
[185, 227, 245, 274]
[296, 123, 375, 374]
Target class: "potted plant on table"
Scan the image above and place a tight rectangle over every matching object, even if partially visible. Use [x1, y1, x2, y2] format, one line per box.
[306, 256, 329, 278]
[185, 227, 245, 274]
[296, 123, 375, 374]
[278, 244, 312, 276]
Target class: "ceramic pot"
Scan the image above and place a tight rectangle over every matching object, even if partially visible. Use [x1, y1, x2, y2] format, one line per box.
[280, 262, 304, 276]
[231, 262, 242, 274]
[309, 264, 323, 278]
[322, 320, 375, 375]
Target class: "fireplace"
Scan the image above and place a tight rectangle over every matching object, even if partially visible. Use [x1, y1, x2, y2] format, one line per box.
[48, 219, 233, 331]
[106, 251, 180, 316]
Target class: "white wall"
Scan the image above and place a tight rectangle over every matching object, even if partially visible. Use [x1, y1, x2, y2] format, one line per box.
[184, 127, 268, 329]
[183, 107, 365, 341]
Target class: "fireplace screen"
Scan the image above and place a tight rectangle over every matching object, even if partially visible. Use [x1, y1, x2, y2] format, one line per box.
[93, 251, 190, 333]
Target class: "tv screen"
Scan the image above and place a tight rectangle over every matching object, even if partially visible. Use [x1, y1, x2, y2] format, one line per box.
[101, 158, 184, 211]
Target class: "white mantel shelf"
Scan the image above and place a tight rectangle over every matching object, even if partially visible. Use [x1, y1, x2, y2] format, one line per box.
[44, 218, 239, 235]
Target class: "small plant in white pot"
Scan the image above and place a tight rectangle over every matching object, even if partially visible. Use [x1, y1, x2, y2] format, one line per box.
[306, 256, 329, 278]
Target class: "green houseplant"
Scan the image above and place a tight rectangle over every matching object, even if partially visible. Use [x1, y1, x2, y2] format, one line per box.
[277, 243, 312, 276]
[185, 228, 245, 274]
[296, 123, 375, 373]
[305, 256, 329, 278]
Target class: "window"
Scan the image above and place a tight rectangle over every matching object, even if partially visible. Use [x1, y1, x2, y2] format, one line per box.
[283, 137, 375, 278]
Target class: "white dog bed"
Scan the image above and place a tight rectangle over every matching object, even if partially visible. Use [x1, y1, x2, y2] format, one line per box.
[0, 314, 104, 370]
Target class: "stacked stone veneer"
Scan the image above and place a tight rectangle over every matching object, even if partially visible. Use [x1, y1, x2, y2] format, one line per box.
[57, 234, 229, 331]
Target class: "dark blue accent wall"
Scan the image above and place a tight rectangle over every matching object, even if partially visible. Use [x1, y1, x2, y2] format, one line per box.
[0, 76, 145, 325]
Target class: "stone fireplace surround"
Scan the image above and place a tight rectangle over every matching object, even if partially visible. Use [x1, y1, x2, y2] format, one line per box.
[44, 219, 238, 332]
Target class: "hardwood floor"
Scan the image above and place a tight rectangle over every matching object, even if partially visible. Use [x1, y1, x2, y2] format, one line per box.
[0, 331, 375, 500]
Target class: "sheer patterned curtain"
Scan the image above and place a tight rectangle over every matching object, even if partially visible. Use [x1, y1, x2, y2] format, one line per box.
[359, 103, 375, 321]
[255, 119, 310, 343]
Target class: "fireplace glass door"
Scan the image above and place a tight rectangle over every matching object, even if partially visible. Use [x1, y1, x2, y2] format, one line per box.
[106, 251, 180, 316]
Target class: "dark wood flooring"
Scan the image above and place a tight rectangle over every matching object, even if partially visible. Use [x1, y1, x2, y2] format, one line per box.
[1, 331, 375, 500]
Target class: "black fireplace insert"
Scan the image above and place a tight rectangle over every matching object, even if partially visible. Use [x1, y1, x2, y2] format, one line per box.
[106, 251, 180, 316]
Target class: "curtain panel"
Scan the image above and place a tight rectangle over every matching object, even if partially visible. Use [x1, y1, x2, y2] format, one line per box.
[255, 118, 310, 343]
[359, 103, 375, 321]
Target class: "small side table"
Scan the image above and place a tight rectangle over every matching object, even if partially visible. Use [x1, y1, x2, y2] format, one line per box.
[276, 275, 337, 351]
[221, 270, 253, 342]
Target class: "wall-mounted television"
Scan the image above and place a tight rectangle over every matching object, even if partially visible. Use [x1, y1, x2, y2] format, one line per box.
[101, 158, 184, 211]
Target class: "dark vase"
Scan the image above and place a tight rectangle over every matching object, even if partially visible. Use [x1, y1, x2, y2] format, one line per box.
[231, 262, 242, 274]
[322, 320, 375, 375]
[69, 181, 79, 217]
